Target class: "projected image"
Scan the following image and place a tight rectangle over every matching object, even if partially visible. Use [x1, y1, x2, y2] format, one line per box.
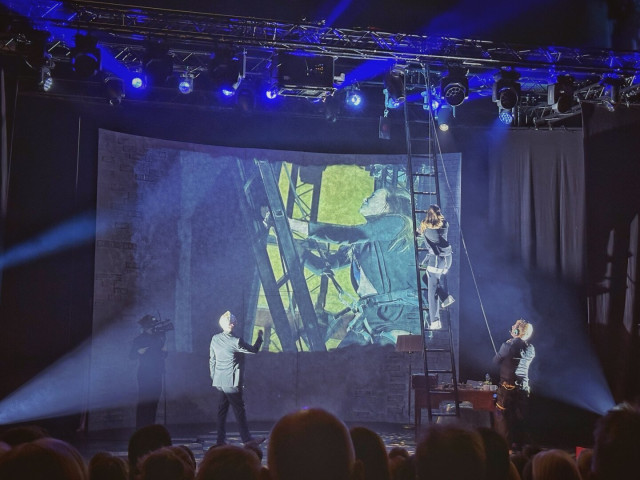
[90, 131, 432, 427]
[257, 163, 420, 351]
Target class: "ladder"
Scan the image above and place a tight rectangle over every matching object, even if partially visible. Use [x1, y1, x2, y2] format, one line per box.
[403, 66, 460, 424]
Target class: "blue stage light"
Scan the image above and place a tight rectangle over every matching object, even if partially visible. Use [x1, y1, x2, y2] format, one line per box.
[131, 76, 146, 89]
[265, 87, 278, 100]
[346, 88, 363, 108]
[499, 108, 514, 125]
[178, 75, 194, 94]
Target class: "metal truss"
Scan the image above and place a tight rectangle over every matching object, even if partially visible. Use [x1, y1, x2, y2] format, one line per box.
[5, 0, 640, 126]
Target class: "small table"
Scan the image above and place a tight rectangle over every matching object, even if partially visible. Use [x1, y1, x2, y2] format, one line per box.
[412, 375, 496, 427]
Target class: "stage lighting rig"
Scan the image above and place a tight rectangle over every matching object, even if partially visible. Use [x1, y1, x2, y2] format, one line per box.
[142, 42, 173, 87]
[209, 48, 244, 96]
[104, 75, 125, 106]
[548, 75, 575, 114]
[71, 34, 101, 79]
[272, 53, 334, 99]
[440, 66, 468, 107]
[493, 68, 521, 110]
[383, 66, 406, 105]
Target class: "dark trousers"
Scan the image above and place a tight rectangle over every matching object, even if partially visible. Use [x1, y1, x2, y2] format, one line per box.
[495, 385, 530, 449]
[136, 372, 162, 429]
[216, 386, 251, 444]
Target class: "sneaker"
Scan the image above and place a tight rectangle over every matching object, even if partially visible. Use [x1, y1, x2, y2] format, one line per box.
[430, 319, 442, 330]
[441, 295, 455, 308]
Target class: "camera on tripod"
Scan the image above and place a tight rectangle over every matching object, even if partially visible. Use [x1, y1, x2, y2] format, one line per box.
[151, 319, 174, 334]
[138, 314, 174, 334]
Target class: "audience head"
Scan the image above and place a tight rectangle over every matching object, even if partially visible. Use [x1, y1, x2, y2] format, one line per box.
[478, 427, 510, 480]
[138, 446, 194, 480]
[576, 448, 593, 480]
[0, 438, 87, 480]
[507, 460, 522, 480]
[128, 424, 172, 480]
[0, 425, 50, 447]
[510, 452, 529, 478]
[592, 402, 640, 480]
[531, 449, 580, 480]
[415, 423, 486, 480]
[387, 448, 414, 480]
[349, 426, 390, 480]
[196, 444, 263, 480]
[267, 407, 361, 480]
[89, 452, 128, 480]
[172, 445, 197, 471]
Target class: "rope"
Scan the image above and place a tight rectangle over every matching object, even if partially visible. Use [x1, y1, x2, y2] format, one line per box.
[428, 107, 498, 355]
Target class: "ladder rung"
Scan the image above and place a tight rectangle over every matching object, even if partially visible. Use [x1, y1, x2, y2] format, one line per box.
[425, 348, 450, 353]
[431, 412, 458, 417]
[413, 191, 437, 195]
[428, 369, 454, 374]
[412, 172, 436, 177]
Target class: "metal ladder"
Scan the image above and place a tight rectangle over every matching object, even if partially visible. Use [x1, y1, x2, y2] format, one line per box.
[403, 66, 460, 423]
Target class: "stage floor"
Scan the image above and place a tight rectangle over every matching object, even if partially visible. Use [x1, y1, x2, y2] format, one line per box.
[71, 421, 418, 466]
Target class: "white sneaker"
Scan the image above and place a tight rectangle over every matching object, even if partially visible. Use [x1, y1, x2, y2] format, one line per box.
[441, 295, 455, 308]
[431, 319, 442, 330]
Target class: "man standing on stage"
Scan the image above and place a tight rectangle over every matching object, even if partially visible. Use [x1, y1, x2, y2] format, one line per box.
[493, 318, 535, 450]
[130, 314, 167, 429]
[210, 311, 264, 446]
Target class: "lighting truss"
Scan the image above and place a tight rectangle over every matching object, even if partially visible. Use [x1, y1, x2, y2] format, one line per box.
[4, 0, 640, 125]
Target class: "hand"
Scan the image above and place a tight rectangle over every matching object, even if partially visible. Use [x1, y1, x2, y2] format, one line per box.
[138, 347, 149, 355]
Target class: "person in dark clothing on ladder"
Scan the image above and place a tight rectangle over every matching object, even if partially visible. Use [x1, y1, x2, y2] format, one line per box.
[493, 318, 536, 450]
[419, 204, 455, 330]
[289, 187, 420, 347]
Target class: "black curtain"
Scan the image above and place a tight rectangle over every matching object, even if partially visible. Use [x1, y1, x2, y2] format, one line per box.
[488, 129, 585, 282]
[582, 102, 640, 402]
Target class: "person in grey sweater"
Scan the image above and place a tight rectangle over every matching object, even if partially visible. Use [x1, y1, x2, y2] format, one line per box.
[209, 311, 264, 447]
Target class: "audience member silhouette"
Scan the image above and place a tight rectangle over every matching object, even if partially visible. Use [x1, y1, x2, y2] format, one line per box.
[267, 407, 363, 480]
[0, 437, 87, 480]
[0, 425, 50, 447]
[127, 424, 172, 480]
[478, 426, 511, 480]
[575, 448, 593, 480]
[531, 449, 581, 480]
[195, 444, 263, 480]
[591, 402, 640, 480]
[138, 446, 194, 480]
[89, 452, 128, 480]
[387, 447, 414, 480]
[350, 426, 390, 480]
[414, 423, 486, 480]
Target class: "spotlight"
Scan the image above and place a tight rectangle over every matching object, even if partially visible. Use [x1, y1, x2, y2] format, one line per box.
[421, 90, 440, 111]
[131, 74, 147, 90]
[209, 48, 243, 95]
[384, 66, 406, 104]
[104, 75, 125, 106]
[440, 66, 468, 107]
[143, 42, 173, 87]
[71, 34, 101, 79]
[498, 108, 514, 125]
[493, 68, 521, 110]
[265, 86, 278, 100]
[324, 94, 341, 122]
[345, 86, 363, 108]
[178, 73, 194, 94]
[548, 75, 574, 113]
[436, 105, 453, 131]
